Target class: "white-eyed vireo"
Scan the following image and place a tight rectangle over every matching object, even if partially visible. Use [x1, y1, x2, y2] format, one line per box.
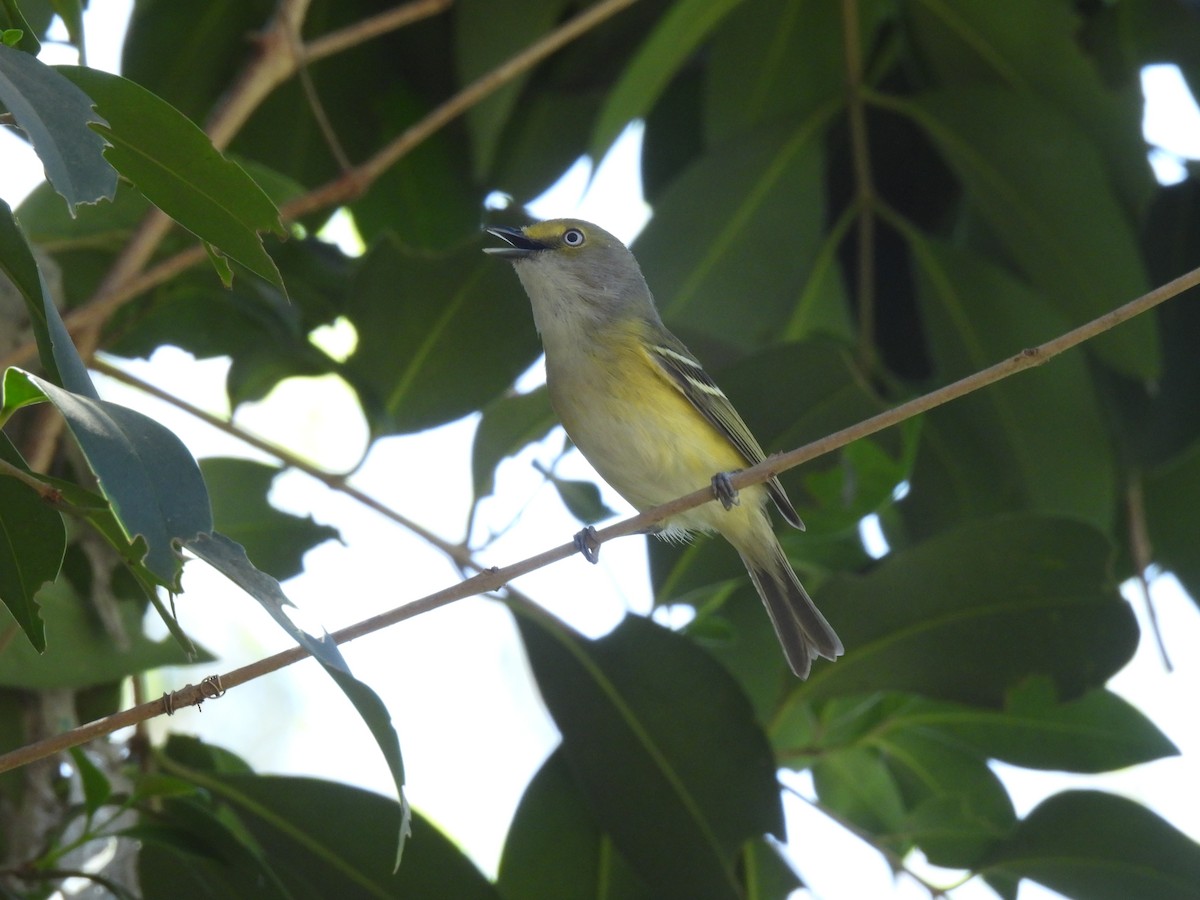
[486, 218, 843, 678]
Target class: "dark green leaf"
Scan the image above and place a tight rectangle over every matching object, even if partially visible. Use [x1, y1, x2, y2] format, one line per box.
[55, 65, 286, 292]
[145, 762, 491, 900]
[121, 1, 272, 129]
[344, 235, 541, 436]
[199, 458, 340, 582]
[705, 0, 884, 144]
[897, 86, 1156, 377]
[70, 745, 113, 818]
[876, 725, 1015, 867]
[1, 369, 213, 587]
[0, 566, 211, 689]
[935, 682, 1178, 773]
[591, 0, 743, 158]
[455, 0, 572, 179]
[1143, 439, 1200, 604]
[548, 472, 617, 525]
[498, 750, 655, 900]
[514, 607, 783, 900]
[812, 746, 907, 840]
[0, 0, 40, 53]
[904, 0, 1152, 211]
[791, 515, 1137, 706]
[347, 84, 480, 250]
[1, 196, 62, 382]
[471, 386, 557, 502]
[906, 238, 1114, 532]
[0, 431, 63, 651]
[981, 790, 1200, 900]
[1, 197, 99, 395]
[0, 44, 115, 212]
[639, 123, 847, 351]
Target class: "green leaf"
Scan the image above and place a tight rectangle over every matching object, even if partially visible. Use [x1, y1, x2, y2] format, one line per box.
[639, 121, 848, 351]
[0, 44, 116, 212]
[905, 237, 1114, 531]
[0, 0, 39, 58]
[547, 471, 617, 526]
[1, 198, 101, 395]
[514, 607, 783, 900]
[705, 0, 887, 144]
[791, 515, 1137, 706]
[455, 0, 573, 179]
[812, 745, 908, 840]
[471, 386, 557, 502]
[1, 196, 66, 386]
[70, 746, 113, 819]
[144, 760, 493, 900]
[903, 0, 1152, 211]
[0, 432, 64, 651]
[199, 458, 339, 582]
[981, 790, 1200, 900]
[54, 65, 286, 292]
[347, 83, 480, 250]
[876, 724, 1015, 867]
[345, 235, 541, 436]
[591, 0, 744, 158]
[1143, 439, 1200, 605]
[894, 86, 1156, 378]
[935, 683, 1178, 773]
[498, 750, 656, 900]
[0, 564, 211, 689]
[1, 369, 213, 587]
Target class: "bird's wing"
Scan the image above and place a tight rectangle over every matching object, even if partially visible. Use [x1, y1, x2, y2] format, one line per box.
[644, 336, 804, 530]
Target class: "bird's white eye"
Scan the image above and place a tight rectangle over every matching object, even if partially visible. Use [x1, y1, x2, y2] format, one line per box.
[562, 228, 585, 247]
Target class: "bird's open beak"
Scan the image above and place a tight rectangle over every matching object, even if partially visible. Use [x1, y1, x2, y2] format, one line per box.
[484, 226, 547, 259]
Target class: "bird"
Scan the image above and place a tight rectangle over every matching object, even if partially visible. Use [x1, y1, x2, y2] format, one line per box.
[486, 218, 843, 678]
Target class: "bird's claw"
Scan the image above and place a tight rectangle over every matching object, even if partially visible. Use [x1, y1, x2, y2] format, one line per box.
[712, 471, 740, 511]
[574, 526, 601, 564]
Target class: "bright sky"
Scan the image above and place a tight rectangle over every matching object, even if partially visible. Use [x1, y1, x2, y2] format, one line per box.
[3, 6, 1200, 899]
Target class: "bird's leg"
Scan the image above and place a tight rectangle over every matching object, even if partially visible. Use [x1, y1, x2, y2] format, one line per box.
[712, 470, 741, 511]
[574, 526, 602, 564]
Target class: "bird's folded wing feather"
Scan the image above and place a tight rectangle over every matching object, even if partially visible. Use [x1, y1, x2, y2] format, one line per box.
[644, 337, 804, 529]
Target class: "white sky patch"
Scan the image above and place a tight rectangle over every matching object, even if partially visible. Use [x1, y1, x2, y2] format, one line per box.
[1142, 64, 1200, 185]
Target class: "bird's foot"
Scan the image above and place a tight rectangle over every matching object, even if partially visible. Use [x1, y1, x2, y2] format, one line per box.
[712, 470, 741, 511]
[574, 526, 601, 564]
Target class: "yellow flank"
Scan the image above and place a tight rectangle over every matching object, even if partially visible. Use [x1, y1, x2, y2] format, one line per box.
[545, 319, 769, 547]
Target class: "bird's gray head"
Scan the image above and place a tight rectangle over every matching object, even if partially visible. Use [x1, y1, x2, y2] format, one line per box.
[485, 219, 656, 332]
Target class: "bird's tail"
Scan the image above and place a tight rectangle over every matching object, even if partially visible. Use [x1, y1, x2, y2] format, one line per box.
[738, 537, 843, 679]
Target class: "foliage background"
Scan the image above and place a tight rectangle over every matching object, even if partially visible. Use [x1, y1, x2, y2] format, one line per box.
[2, 0, 1200, 898]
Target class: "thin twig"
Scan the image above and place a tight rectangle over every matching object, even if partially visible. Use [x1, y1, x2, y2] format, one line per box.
[0, 262, 1194, 775]
[304, 0, 452, 64]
